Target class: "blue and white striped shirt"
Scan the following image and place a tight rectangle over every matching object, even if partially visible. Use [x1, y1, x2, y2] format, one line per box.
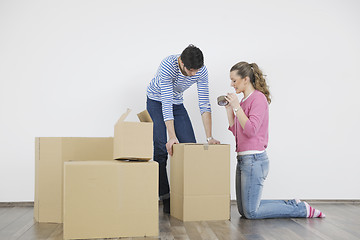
[147, 54, 211, 122]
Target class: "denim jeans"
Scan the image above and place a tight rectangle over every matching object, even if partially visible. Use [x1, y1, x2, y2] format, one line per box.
[236, 151, 307, 219]
[146, 97, 196, 200]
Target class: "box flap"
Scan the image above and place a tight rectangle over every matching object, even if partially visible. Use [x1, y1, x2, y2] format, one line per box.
[117, 108, 131, 123]
[137, 110, 153, 123]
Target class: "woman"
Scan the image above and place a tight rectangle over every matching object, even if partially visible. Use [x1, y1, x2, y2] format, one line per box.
[223, 61, 324, 219]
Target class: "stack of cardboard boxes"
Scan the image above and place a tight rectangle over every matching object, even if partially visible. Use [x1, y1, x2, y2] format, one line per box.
[34, 109, 231, 239]
[34, 110, 158, 240]
[34, 137, 114, 223]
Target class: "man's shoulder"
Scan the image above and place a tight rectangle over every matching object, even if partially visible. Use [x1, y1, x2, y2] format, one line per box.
[161, 54, 180, 65]
[196, 65, 208, 79]
[199, 64, 208, 72]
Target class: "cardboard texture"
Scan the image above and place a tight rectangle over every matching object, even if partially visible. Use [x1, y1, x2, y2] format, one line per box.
[113, 109, 153, 160]
[63, 160, 159, 240]
[170, 143, 231, 221]
[137, 109, 153, 122]
[34, 137, 113, 223]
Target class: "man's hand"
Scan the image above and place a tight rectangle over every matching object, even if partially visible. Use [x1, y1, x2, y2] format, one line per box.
[166, 137, 179, 156]
[208, 138, 220, 144]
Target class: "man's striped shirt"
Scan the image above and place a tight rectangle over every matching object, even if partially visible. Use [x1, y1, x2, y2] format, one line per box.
[147, 54, 211, 122]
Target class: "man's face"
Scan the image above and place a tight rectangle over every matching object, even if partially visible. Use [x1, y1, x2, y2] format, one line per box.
[183, 66, 199, 76]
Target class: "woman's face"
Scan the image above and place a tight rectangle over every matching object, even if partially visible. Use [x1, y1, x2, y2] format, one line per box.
[230, 71, 246, 94]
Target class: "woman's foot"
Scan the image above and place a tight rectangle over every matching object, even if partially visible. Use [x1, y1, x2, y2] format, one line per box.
[303, 201, 325, 218]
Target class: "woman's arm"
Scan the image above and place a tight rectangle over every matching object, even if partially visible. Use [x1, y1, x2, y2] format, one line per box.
[225, 93, 249, 129]
[225, 104, 235, 127]
[234, 107, 249, 129]
[227, 93, 268, 137]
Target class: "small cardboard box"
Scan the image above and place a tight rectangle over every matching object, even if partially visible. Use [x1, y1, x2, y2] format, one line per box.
[170, 143, 230, 221]
[34, 137, 113, 223]
[63, 160, 159, 240]
[113, 109, 153, 160]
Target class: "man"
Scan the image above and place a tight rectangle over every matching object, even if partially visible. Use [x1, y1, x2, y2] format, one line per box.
[146, 44, 220, 214]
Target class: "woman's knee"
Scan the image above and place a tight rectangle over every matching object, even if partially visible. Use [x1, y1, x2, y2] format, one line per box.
[237, 206, 244, 217]
[243, 209, 258, 219]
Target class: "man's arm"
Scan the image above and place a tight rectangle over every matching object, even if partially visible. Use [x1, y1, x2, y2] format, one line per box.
[196, 67, 220, 144]
[201, 112, 220, 144]
[165, 120, 179, 156]
[158, 57, 178, 155]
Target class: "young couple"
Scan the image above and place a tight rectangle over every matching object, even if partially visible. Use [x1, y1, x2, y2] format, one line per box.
[146, 44, 325, 219]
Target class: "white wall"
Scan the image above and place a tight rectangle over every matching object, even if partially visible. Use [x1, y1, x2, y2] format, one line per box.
[1, 0, 359, 202]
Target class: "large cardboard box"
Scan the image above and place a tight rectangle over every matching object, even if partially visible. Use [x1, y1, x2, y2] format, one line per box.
[63, 160, 158, 240]
[170, 143, 230, 221]
[34, 137, 113, 223]
[113, 109, 153, 160]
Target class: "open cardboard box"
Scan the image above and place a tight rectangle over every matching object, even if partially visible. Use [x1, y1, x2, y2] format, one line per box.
[113, 109, 153, 161]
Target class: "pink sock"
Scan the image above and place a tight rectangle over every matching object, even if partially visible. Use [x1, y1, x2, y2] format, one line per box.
[304, 202, 325, 218]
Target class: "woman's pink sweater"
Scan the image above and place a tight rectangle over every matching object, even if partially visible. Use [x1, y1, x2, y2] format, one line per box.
[228, 90, 269, 152]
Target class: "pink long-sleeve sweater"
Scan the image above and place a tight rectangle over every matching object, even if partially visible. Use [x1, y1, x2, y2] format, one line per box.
[228, 90, 269, 152]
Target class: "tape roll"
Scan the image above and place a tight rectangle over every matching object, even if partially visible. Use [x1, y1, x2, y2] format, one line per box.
[217, 95, 229, 106]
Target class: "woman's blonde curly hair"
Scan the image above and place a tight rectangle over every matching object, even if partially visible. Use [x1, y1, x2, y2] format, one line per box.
[230, 62, 271, 104]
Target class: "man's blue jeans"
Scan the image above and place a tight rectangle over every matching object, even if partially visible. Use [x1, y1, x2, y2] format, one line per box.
[146, 97, 196, 200]
[236, 151, 307, 219]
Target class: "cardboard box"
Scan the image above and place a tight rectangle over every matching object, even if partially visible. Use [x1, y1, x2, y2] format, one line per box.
[63, 160, 158, 240]
[113, 109, 153, 160]
[170, 143, 230, 221]
[34, 137, 113, 223]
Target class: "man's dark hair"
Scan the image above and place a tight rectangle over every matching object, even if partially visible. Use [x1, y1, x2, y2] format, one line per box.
[180, 44, 204, 70]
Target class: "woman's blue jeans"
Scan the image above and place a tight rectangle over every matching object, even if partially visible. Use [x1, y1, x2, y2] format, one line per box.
[236, 152, 307, 219]
[146, 97, 196, 200]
